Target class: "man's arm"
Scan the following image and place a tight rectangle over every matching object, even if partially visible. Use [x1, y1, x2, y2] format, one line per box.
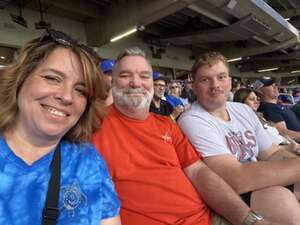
[100, 216, 121, 225]
[274, 121, 300, 142]
[184, 160, 249, 225]
[259, 144, 298, 161]
[202, 147, 300, 194]
[184, 160, 283, 225]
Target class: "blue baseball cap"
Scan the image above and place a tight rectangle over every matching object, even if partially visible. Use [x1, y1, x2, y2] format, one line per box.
[100, 59, 115, 73]
[153, 72, 169, 82]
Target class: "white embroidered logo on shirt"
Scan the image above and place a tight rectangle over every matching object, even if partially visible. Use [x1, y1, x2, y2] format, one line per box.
[161, 132, 172, 142]
[61, 181, 87, 217]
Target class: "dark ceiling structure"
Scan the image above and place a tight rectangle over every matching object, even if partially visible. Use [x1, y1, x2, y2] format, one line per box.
[1, 0, 300, 75]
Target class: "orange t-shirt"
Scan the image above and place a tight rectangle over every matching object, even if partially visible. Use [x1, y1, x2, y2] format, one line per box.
[93, 105, 212, 225]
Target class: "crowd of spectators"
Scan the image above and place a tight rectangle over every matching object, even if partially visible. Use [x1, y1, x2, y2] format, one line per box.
[2, 29, 300, 225]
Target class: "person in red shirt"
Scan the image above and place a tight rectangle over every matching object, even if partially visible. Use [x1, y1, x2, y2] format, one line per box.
[93, 47, 282, 225]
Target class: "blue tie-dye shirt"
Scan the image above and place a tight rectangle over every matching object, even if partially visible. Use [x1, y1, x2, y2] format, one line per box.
[0, 137, 120, 225]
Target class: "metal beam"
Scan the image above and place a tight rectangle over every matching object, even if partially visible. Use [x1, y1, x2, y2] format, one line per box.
[275, 0, 289, 11]
[237, 59, 300, 72]
[286, 0, 298, 9]
[216, 36, 300, 58]
[188, 3, 230, 26]
[43, 0, 102, 19]
[86, 0, 199, 46]
[279, 9, 300, 18]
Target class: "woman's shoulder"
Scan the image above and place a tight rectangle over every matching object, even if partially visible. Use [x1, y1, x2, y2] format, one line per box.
[61, 140, 96, 153]
[60, 140, 106, 168]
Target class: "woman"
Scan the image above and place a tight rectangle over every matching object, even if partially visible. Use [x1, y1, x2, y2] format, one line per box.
[234, 88, 299, 151]
[165, 81, 188, 120]
[0, 30, 121, 225]
[166, 80, 189, 108]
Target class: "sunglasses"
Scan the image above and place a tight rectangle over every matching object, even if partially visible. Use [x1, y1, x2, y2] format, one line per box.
[154, 83, 166, 88]
[39, 29, 99, 62]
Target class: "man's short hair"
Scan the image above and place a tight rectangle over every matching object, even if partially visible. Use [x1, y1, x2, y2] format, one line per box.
[113, 46, 152, 76]
[191, 51, 228, 80]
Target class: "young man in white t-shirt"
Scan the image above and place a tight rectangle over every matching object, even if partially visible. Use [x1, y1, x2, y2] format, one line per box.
[178, 51, 300, 225]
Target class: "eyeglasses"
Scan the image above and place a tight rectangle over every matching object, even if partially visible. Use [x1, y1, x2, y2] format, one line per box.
[39, 29, 99, 62]
[154, 83, 166, 88]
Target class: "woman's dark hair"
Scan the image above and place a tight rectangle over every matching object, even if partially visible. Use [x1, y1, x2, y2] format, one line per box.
[233, 88, 253, 103]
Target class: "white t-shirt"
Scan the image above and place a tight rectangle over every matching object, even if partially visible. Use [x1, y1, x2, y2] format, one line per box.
[178, 102, 273, 163]
[263, 124, 285, 145]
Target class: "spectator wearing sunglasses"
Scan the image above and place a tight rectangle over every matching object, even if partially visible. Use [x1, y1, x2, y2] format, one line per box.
[166, 80, 190, 109]
[150, 72, 183, 120]
[0, 29, 121, 225]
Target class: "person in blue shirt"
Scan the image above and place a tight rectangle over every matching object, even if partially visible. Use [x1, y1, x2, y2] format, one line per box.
[166, 80, 189, 109]
[0, 29, 121, 225]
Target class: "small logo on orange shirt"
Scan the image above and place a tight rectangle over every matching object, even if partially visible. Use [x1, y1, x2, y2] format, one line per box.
[161, 131, 172, 142]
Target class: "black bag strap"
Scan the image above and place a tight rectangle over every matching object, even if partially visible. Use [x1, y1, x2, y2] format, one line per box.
[42, 144, 61, 225]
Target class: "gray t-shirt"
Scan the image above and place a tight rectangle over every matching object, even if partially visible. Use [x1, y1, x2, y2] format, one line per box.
[178, 102, 273, 163]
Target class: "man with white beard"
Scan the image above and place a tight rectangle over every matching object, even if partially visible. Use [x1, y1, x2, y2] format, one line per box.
[92, 47, 282, 225]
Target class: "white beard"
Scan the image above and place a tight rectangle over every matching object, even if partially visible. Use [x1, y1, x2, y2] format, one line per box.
[112, 86, 154, 110]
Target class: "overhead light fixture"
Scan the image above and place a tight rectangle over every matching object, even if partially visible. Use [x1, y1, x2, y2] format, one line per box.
[110, 27, 137, 42]
[10, 13, 27, 28]
[257, 67, 278, 73]
[227, 57, 242, 63]
[137, 25, 146, 31]
[10, 0, 27, 28]
[291, 70, 300, 73]
[150, 46, 163, 59]
[35, 20, 51, 29]
[285, 18, 290, 21]
[35, 0, 51, 29]
[0, 56, 5, 60]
